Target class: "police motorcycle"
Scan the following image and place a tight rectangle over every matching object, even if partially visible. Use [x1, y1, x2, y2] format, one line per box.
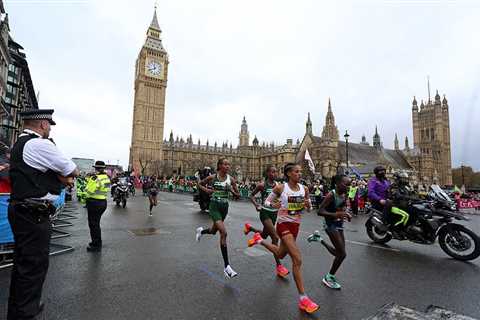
[365, 178, 480, 261]
[113, 177, 130, 208]
[193, 166, 213, 212]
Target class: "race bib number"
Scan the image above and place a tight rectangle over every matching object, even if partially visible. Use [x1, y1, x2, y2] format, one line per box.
[287, 196, 304, 214]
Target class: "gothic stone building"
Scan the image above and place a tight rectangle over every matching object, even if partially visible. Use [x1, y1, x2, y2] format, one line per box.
[129, 9, 452, 185]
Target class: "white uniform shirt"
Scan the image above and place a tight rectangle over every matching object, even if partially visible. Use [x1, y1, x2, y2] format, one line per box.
[20, 129, 77, 201]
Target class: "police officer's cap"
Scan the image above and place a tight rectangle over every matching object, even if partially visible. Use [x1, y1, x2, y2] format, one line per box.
[19, 108, 56, 125]
[93, 161, 107, 169]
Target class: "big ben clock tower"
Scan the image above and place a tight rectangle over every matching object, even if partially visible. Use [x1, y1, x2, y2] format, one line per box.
[129, 7, 169, 175]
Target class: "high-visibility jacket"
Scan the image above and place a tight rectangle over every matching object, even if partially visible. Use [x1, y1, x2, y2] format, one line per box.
[348, 186, 358, 200]
[86, 173, 111, 200]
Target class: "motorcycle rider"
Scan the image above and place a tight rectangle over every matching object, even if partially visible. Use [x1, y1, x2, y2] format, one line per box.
[367, 166, 390, 220]
[387, 171, 419, 233]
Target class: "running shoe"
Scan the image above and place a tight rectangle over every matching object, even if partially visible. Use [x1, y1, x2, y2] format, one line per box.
[298, 296, 319, 314]
[307, 230, 323, 243]
[247, 232, 263, 247]
[224, 265, 238, 279]
[322, 274, 341, 290]
[276, 264, 289, 278]
[243, 222, 253, 235]
[195, 227, 204, 242]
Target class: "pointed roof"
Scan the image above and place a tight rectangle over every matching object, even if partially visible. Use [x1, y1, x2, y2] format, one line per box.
[328, 97, 332, 112]
[150, 6, 161, 31]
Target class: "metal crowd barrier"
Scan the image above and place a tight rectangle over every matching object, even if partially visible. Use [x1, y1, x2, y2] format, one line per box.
[0, 190, 76, 269]
[156, 183, 254, 200]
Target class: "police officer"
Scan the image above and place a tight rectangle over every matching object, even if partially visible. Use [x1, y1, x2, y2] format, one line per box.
[8, 109, 78, 320]
[85, 161, 110, 252]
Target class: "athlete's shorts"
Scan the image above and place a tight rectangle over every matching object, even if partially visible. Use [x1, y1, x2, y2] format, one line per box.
[276, 222, 300, 239]
[209, 200, 229, 222]
[149, 190, 158, 197]
[259, 208, 278, 224]
[324, 219, 344, 232]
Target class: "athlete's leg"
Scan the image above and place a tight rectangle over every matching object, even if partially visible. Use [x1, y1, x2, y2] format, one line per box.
[201, 223, 218, 235]
[215, 220, 230, 267]
[326, 229, 346, 275]
[320, 237, 337, 256]
[260, 237, 288, 260]
[248, 225, 262, 234]
[261, 218, 281, 265]
[148, 195, 154, 213]
[282, 234, 305, 294]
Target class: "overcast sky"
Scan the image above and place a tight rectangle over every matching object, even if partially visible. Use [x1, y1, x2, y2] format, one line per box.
[6, 0, 480, 170]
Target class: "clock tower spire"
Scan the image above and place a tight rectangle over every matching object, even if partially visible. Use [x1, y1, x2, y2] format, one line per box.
[129, 6, 169, 175]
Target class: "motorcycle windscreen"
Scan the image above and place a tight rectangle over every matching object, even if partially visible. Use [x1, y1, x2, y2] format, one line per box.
[430, 184, 452, 203]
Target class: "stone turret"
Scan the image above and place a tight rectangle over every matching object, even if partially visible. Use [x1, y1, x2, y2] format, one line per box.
[394, 133, 399, 150]
[321, 98, 339, 141]
[404, 136, 410, 151]
[253, 135, 259, 146]
[360, 134, 369, 145]
[373, 126, 382, 149]
[306, 112, 313, 135]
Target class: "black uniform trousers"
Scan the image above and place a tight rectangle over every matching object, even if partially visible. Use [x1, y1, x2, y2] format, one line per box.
[7, 203, 51, 320]
[86, 199, 107, 247]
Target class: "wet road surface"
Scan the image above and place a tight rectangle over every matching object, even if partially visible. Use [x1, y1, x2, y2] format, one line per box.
[1, 192, 479, 320]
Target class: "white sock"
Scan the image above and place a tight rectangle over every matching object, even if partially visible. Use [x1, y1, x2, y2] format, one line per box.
[299, 294, 308, 300]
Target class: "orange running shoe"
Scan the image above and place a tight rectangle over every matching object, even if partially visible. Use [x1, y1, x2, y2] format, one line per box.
[247, 232, 263, 247]
[298, 296, 319, 314]
[276, 264, 289, 278]
[243, 223, 253, 235]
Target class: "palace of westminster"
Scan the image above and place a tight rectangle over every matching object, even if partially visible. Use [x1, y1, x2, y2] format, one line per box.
[129, 9, 452, 185]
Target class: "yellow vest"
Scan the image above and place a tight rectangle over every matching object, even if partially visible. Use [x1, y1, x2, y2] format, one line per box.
[86, 173, 111, 200]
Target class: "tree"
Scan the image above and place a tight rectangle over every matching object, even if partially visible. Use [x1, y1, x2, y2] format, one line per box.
[452, 166, 480, 187]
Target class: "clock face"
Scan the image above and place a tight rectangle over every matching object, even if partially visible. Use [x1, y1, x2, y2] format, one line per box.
[146, 60, 162, 77]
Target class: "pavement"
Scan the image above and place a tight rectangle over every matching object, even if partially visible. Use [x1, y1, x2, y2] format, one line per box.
[1, 191, 480, 320]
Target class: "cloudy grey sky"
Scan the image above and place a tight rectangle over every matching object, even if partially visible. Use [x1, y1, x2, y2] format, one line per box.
[6, 0, 480, 170]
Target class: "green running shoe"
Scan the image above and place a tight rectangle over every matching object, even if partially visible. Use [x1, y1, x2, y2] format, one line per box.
[322, 274, 341, 290]
[307, 230, 323, 243]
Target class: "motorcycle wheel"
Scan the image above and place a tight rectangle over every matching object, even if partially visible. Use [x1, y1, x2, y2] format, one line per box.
[116, 200, 120, 206]
[366, 219, 392, 244]
[438, 224, 480, 261]
[122, 199, 127, 208]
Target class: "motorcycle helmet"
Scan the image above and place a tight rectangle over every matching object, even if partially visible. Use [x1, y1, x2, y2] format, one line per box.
[393, 171, 409, 185]
[374, 165, 386, 175]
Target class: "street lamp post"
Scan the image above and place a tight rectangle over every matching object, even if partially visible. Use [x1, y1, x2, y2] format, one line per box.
[344, 130, 350, 173]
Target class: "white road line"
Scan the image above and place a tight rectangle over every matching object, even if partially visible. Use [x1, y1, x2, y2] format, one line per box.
[345, 240, 400, 252]
[299, 230, 400, 252]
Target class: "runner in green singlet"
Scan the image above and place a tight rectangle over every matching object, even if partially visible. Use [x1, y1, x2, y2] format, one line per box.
[195, 158, 240, 279]
[307, 174, 351, 290]
[244, 165, 289, 277]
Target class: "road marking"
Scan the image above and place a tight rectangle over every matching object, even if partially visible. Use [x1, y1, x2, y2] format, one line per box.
[242, 247, 269, 257]
[199, 265, 241, 296]
[299, 230, 400, 252]
[345, 240, 400, 252]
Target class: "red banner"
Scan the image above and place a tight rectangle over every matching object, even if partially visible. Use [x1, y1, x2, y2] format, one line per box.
[457, 199, 480, 209]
